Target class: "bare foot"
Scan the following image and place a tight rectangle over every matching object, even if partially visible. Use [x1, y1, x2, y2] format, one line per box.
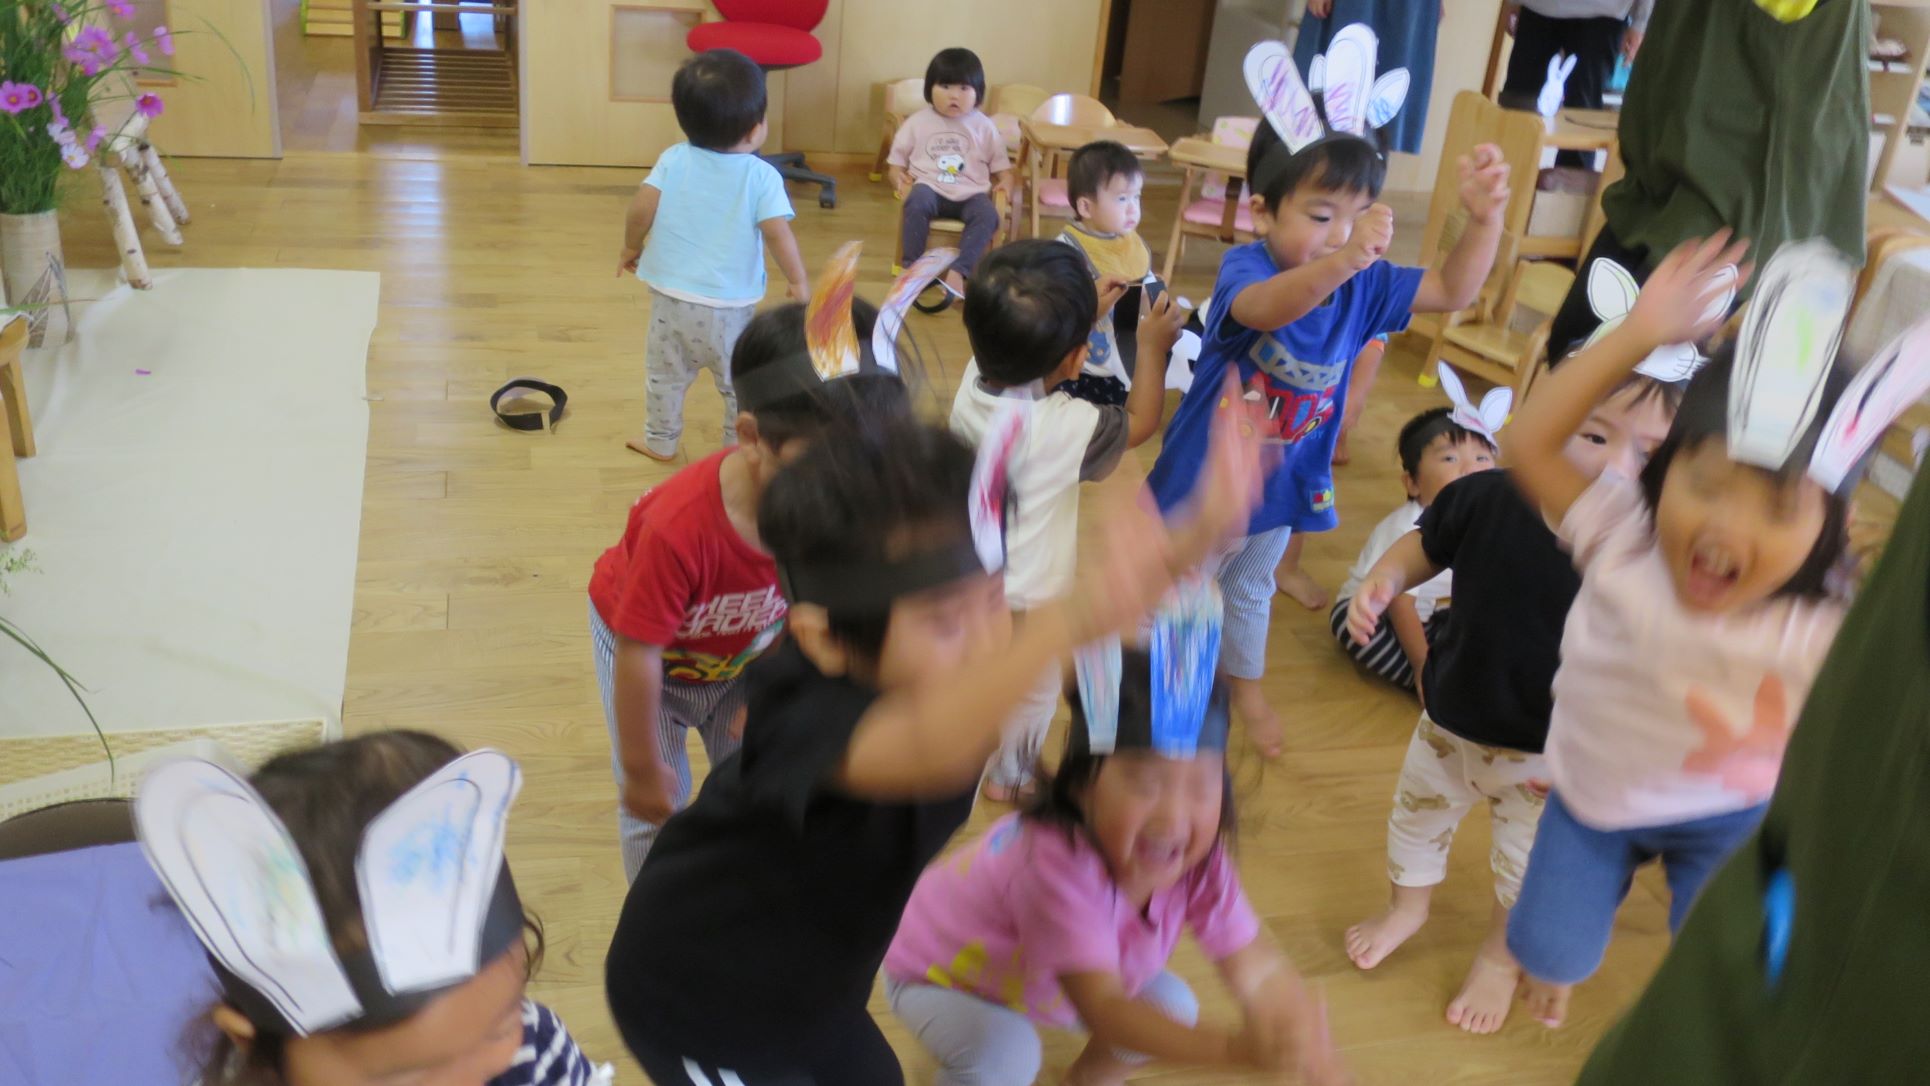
[1447, 952, 1519, 1034]
[1344, 894, 1429, 969]
[1229, 677, 1284, 759]
[625, 438, 677, 462]
[1275, 566, 1332, 611]
[1517, 975, 1571, 1029]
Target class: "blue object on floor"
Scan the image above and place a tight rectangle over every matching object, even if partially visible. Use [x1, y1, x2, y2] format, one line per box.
[1762, 867, 1795, 989]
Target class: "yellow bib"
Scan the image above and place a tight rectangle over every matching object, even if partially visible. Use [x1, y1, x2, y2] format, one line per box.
[1061, 225, 1152, 284]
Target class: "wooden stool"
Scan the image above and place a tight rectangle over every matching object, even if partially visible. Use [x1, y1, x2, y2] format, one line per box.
[0, 314, 33, 540]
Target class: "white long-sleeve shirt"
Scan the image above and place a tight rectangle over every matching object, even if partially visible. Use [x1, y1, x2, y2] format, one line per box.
[1522, 0, 1653, 31]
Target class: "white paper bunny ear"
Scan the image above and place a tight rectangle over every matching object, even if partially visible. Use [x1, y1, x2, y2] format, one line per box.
[1476, 385, 1513, 436]
[1243, 40, 1325, 154]
[1632, 263, 1738, 383]
[1729, 239, 1855, 471]
[357, 750, 521, 996]
[1319, 23, 1378, 137]
[970, 401, 1025, 573]
[1587, 257, 1640, 325]
[1435, 363, 1508, 442]
[1366, 68, 1410, 131]
[136, 758, 363, 1036]
[1074, 638, 1123, 754]
[1808, 317, 1930, 494]
[872, 247, 957, 375]
[1307, 53, 1326, 93]
[1559, 54, 1578, 80]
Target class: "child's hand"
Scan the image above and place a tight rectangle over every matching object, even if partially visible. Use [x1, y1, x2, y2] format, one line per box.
[1340, 204, 1395, 272]
[1346, 573, 1398, 646]
[618, 246, 642, 277]
[894, 174, 912, 200]
[1097, 277, 1130, 319]
[1625, 230, 1753, 350]
[1136, 288, 1189, 360]
[1457, 143, 1511, 226]
[786, 279, 811, 303]
[1246, 978, 1350, 1086]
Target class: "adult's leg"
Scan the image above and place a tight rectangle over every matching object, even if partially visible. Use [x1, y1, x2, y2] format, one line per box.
[951, 192, 1002, 278]
[1653, 803, 1769, 933]
[1065, 971, 1200, 1084]
[1348, 714, 1480, 969]
[1215, 527, 1295, 758]
[887, 979, 1044, 1086]
[901, 184, 943, 266]
[636, 290, 704, 460]
[1446, 746, 1549, 1033]
[1507, 792, 1645, 1027]
[1554, 16, 1627, 167]
[1498, 7, 1566, 112]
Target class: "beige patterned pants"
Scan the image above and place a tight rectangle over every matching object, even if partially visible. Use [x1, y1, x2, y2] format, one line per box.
[1387, 713, 1548, 907]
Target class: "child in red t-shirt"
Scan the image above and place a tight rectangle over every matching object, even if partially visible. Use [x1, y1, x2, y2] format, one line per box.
[588, 299, 908, 881]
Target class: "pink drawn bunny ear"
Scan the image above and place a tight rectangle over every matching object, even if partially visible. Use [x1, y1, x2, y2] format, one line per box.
[969, 401, 1026, 573]
[1243, 40, 1325, 154]
[1808, 317, 1930, 494]
[1319, 23, 1378, 137]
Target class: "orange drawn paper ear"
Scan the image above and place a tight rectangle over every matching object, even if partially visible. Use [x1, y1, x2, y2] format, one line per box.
[806, 241, 863, 379]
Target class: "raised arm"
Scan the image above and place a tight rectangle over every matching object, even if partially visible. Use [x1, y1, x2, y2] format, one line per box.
[1125, 291, 1189, 447]
[1412, 144, 1510, 313]
[1502, 232, 1749, 523]
[1229, 211, 1387, 332]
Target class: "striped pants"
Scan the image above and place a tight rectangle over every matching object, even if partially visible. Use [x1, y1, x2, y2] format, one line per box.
[1328, 597, 1449, 690]
[1212, 527, 1294, 679]
[590, 599, 746, 882]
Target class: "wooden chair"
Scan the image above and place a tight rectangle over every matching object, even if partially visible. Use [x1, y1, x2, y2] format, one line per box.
[0, 314, 33, 541]
[1161, 116, 1260, 283]
[989, 83, 1048, 160]
[869, 77, 927, 182]
[1018, 93, 1116, 238]
[1430, 254, 1575, 395]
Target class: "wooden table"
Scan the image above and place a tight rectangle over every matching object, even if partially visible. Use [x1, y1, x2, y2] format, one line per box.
[0, 313, 33, 541]
[1166, 135, 1245, 175]
[1163, 136, 1253, 282]
[1546, 108, 1619, 152]
[1017, 119, 1171, 237]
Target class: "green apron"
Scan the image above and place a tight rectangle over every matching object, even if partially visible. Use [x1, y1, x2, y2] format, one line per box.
[1579, 462, 1930, 1082]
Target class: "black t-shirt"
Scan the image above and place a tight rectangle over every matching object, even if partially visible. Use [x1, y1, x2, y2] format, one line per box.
[1417, 469, 1581, 753]
[605, 642, 976, 1073]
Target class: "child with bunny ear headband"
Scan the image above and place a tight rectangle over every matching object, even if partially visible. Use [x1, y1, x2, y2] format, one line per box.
[1143, 21, 1512, 760]
[1498, 233, 1925, 1029]
[883, 580, 1346, 1086]
[605, 383, 1264, 1085]
[136, 731, 610, 1086]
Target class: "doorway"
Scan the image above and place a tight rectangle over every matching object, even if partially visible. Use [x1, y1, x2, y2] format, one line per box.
[1095, 0, 1217, 142]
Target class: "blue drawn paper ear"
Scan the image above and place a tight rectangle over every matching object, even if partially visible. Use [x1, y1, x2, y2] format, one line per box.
[1148, 577, 1224, 757]
[357, 749, 521, 996]
[1761, 867, 1794, 989]
[1075, 638, 1124, 754]
[1366, 68, 1409, 130]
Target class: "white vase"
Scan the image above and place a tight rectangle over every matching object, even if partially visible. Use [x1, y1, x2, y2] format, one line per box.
[0, 211, 73, 348]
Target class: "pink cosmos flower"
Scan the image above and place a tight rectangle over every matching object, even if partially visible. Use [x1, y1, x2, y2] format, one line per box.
[64, 26, 119, 76]
[106, 0, 135, 17]
[61, 143, 90, 170]
[153, 26, 175, 56]
[0, 82, 43, 116]
[124, 32, 150, 64]
[136, 93, 164, 119]
[87, 125, 108, 152]
[50, 1, 71, 22]
[47, 121, 78, 147]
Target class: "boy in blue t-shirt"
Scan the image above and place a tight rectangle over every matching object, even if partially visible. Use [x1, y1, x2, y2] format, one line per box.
[1146, 119, 1511, 757]
[618, 49, 810, 461]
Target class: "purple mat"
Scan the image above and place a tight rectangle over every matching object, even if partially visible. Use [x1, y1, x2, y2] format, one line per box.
[0, 841, 219, 1085]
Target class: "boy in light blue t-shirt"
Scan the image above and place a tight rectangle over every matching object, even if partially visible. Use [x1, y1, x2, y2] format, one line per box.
[1145, 119, 1509, 759]
[618, 48, 809, 461]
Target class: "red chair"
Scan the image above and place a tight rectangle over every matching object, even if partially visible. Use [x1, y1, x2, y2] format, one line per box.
[688, 0, 838, 209]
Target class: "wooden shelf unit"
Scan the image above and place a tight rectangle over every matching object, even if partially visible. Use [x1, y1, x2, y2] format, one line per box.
[1872, 1, 1930, 196]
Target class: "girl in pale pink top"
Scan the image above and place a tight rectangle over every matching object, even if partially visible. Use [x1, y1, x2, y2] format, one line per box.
[885, 593, 1344, 1086]
[1500, 234, 1930, 1029]
[887, 47, 1013, 306]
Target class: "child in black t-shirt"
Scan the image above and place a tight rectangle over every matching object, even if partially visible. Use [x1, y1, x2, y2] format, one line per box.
[604, 389, 1260, 1085]
[1335, 370, 1684, 1036]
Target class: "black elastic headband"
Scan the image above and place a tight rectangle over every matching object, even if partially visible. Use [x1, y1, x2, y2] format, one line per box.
[733, 353, 832, 415]
[1250, 129, 1381, 203]
[778, 540, 989, 615]
[490, 379, 568, 432]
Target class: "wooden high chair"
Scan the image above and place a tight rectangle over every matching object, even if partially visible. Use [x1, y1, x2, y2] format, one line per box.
[869, 77, 928, 182]
[1429, 252, 1574, 394]
[1162, 116, 1260, 284]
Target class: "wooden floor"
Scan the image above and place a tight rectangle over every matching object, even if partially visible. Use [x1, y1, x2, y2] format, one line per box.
[56, 140, 1678, 1084]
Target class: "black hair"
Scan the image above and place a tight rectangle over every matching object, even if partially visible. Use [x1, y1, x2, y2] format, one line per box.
[1636, 352, 1850, 600]
[191, 731, 546, 1084]
[1024, 649, 1238, 844]
[1396, 406, 1490, 477]
[1067, 140, 1143, 216]
[671, 49, 768, 151]
[758, 418, 979, 660]
[964, 240, 1098, 387]
[1246, 120, 1387, 211]
[729, 299, 911, 448]
[923, 47, 986, 108]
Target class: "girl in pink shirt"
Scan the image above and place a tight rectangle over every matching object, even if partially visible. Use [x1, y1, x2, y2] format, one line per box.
[1500, 234, 1929, 1029]
[887, 47, 1013, 307]
[885, 596, 1344, 1085]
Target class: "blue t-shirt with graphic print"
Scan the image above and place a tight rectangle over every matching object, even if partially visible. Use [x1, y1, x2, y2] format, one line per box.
[1147, 241, 1424, 535]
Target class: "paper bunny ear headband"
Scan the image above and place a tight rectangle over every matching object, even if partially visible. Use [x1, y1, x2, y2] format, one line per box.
[135, 749, 524, 1037]
[1434, 363, 1512, 443]
[1576, 257, 1739, 384]
[1724, 238, 1930, 496]
[1243, 24, 1409, 199]
[732, 242, 958, 413]
[1074, 576, 1229, 759]
[777, 403, 1020, 615]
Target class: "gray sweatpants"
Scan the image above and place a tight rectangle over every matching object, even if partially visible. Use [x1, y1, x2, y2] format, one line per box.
[886, 970, 1198, 1085]
[590, 599, 746, 882]
[643, 289, 754, 459]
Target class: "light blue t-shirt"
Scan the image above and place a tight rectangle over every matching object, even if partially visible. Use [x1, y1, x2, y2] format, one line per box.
[636, 143, 794, 306]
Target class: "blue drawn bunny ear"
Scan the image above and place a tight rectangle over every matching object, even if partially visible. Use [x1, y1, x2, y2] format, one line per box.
[1148, 577, 1225, 757]
[1366, 68, 1410, 130]
[357, 749, 521, 996]
[1075, 638, 1123, 754]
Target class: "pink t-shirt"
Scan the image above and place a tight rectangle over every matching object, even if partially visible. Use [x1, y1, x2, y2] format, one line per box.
[884, 814, 1260, 1029]
[888, 107, 1011, 199]
[1548, 474, 1846, 830]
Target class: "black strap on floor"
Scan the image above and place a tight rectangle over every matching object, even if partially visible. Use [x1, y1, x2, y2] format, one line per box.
[490, 378, 567, 432]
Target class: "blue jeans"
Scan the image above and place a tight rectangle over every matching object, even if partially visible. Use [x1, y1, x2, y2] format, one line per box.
[1507, 792, 1766, 985]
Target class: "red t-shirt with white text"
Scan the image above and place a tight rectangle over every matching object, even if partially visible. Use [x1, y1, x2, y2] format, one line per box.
[588, 451, 786, 684]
